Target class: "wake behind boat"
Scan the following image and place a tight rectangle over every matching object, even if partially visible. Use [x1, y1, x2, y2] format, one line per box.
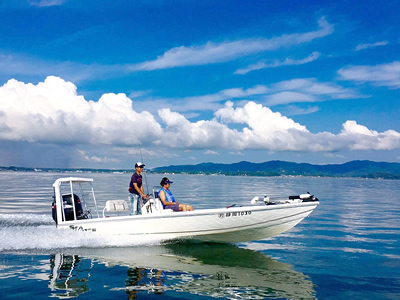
[51, 177, 319, 243]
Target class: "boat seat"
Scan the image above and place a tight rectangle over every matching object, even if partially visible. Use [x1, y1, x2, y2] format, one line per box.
[142, 198, 173, 214]
[103, 200, 129, 217]
[155, 198, 164, 211]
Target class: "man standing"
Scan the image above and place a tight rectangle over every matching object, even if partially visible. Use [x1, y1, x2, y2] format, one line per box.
[129, 162, 148, 215]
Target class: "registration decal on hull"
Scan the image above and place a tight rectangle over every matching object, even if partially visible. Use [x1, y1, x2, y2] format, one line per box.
[218, 211, 252, 218]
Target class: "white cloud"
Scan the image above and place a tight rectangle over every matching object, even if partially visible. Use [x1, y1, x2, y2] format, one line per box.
[159, 101, 400, 152]
[280, 105, 320, 116]
[324, 153, 346, 159]
[128, 90, 152, 99]
[229, 151, 243, 156]
[235, 51, 320, 75]
[0, 76, 162, 145]
[129, 17, 333, 71]
[338, 121, 400, 150]
[157, 107, 239, 149]
[204, 150, 219, 155]
[0, 52, 118, 83]
[355, 41, 388, 51]
[267, 91, 316, 105]
[77, 150, 121, 163]
[338, 61, 400, 88]
[1, 77, 399, 154]
[179, 85, 269, 107]
[134, 78, 359, 116]
[0, 18, 331, 83]
[271, 78, 356, 97]
[132, 85, 270, 114]
[29, 0, 66, 7]
[266, 78, 360, 105]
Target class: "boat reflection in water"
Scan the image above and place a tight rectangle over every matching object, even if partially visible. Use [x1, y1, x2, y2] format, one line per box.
[49, 242, 315, 299]
[49, 254, 93, 298]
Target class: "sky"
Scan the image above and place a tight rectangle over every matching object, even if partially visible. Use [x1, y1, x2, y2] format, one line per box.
[0, 0, 400, 169]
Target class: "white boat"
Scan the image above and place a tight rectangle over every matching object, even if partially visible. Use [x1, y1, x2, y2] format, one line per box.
[52, 177, 319, 243]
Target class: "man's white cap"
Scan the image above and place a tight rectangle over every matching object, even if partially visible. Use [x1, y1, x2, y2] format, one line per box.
[135, 162, 145, 168]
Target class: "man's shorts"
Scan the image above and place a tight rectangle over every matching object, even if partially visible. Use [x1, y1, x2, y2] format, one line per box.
[168, 203, 180, 211]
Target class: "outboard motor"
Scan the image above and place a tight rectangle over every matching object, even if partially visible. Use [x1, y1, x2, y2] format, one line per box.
[52, 194, 84, 223]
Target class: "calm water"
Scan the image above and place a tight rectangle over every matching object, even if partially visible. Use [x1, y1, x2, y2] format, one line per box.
[0, 171, 399, 299]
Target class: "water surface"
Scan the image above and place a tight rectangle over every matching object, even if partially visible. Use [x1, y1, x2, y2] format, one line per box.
[1, 171, 399, 299]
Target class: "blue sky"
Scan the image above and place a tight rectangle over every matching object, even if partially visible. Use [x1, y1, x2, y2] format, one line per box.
[0, 0, 400, 169]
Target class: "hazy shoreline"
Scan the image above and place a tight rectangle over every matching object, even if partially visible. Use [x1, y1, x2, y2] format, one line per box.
[1, 159, 400, 180]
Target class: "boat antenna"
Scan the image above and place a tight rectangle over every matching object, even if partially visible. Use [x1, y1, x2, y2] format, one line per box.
[139, 144, 149, 195]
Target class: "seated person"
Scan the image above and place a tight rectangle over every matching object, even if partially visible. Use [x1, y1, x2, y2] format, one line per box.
[158, 177, 193, 212]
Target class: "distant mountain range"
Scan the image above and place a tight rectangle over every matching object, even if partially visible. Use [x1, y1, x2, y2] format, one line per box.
[1, 160, 400, 179]
[152, 160, 400, 179]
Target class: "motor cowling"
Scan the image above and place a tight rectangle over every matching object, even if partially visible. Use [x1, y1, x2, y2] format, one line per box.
[52, 194, 84, 223]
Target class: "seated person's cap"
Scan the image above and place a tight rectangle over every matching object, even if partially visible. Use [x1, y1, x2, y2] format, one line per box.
[160, 177, 173, 185]
[135, 162, 145, 168]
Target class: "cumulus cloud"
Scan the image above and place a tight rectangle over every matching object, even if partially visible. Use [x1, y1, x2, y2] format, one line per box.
[1, 76, 399, 154]
[157, 107, 239, 149]
[213, 101, 311, 151]
[159, 101, 400, 152]
[338, 61, 400, 88]
[0, 76, 162, 145]
[129, 17, 333, 71]
[235, 51, 320, 75]
[339, 121, 400, 150]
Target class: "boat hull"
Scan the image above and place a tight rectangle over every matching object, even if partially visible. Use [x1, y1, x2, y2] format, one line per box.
[58, 201, 319, 243]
